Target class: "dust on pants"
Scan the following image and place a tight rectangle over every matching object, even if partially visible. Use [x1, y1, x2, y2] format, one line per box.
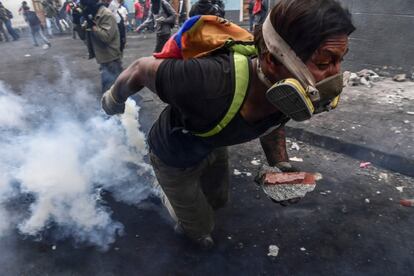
[150, 147, 230, 240]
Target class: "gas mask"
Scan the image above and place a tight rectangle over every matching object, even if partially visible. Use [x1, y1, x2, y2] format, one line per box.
[261, 14, 344, 121]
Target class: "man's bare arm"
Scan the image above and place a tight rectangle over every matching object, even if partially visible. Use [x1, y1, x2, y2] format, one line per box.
[260, 126, 289, 166]
[111, 56, 164, 102]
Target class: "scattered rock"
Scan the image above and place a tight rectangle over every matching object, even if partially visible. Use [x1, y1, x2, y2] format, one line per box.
[343, 70, 380, 87]
[359, 162, 371, 169]
[314, 173, 323, 181]
[251, 158, 261, 166]
[396, 186, 404, 192]
[234, 169, 252, 176]
[289, 157, 303, 162]
[365, 198, 370, 204]
[52, 245, 56, 250]
[393, 74, 406, 82]
[300, 247, 306, 251]
[267, 245, 279, 257]
[291, 142, 300, 151]
[407, 111, 414, 115]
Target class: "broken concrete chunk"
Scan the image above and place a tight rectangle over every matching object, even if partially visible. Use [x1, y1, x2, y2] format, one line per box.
[261, 172, 317, 201]
[393, 74, 406, 82]
[400, 199, 414, 207]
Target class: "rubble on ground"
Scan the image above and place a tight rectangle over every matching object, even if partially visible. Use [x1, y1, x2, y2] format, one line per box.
[343, 69, 413, 88]
[267, 245, 279, 257]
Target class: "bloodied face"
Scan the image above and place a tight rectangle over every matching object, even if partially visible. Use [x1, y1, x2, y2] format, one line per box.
[306, 34, 349, 83]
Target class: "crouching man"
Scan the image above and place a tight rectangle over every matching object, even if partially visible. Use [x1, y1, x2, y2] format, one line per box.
[102, 0, 355, 249]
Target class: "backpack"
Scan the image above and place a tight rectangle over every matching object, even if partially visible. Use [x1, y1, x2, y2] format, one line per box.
[154, 15, 257, 137]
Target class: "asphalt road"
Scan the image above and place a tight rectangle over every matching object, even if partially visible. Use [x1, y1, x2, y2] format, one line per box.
[0, 33, 413, 276]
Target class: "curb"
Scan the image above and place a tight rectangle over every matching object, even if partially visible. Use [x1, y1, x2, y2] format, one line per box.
[285, 126, 414, 177]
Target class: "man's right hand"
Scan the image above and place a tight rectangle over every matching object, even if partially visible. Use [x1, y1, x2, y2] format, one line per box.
[101, 86, 125, 115]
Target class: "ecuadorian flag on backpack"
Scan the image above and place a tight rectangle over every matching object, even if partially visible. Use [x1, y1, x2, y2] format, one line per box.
[153, 15, 254, 60]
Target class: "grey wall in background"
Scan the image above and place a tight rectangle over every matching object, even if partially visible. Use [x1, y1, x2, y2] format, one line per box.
[335, 0, 413, 73]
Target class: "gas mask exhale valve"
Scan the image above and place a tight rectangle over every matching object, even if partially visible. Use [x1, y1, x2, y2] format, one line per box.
[261, 14, 344, 121]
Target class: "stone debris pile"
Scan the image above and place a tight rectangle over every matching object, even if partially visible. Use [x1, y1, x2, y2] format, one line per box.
[343, 70, 413, 88]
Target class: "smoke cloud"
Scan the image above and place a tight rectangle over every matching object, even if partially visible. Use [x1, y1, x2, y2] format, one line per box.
[0, 66, 155, 250]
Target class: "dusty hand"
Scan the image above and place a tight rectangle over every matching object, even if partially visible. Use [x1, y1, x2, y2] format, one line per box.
[101, 86, 125, 115]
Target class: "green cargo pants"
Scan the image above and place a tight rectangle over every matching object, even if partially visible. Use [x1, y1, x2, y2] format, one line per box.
[149, 147, 229, 240]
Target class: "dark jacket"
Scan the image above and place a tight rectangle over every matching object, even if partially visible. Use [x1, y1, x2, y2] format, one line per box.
[24, 10, 41, 27]
[0, 6, 12, 22]
[139, 0, 176, 36]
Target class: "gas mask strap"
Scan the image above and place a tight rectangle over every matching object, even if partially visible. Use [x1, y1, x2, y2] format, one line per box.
[256, 60, 273, 88]
[262, 14, 316, 90]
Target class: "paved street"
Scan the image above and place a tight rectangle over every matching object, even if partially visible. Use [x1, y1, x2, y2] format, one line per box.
[0, 33, 413, 275]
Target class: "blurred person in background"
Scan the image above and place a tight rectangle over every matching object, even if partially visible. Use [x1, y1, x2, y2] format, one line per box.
[252, 0, 267, 28]
[247, 0, 254, 32]
[134, 0, 144, 29]
[117, 0, 131, 32]
[23, 5, 51, 48]
[0, 2, 20, 41]
[42, 0, 64, 36]
[136, 0, 176, 52]
[0, 19, 8, 42]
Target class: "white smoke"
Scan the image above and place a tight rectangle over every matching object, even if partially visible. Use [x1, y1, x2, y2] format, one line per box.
[0, 66, 155, 250]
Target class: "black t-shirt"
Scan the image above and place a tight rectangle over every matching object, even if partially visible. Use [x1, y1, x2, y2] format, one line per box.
[148, 53, 288, 168]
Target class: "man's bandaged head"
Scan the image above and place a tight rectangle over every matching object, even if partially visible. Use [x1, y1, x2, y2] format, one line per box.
[254, 0, 355, 121]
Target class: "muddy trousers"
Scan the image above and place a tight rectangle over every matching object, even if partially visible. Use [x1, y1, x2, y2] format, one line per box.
[149, 147, 229, 240]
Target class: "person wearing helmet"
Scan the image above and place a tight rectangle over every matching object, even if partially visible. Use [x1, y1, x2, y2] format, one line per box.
[101, 0, 355, 249]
